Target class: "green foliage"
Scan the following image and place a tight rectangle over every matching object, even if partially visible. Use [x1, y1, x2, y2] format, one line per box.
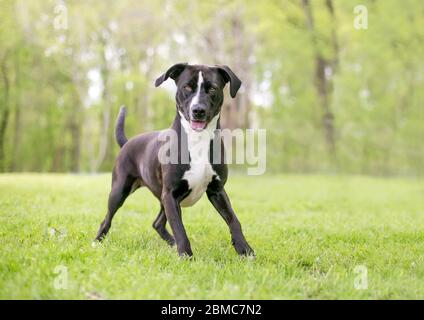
[0, 0, 423, 175]
[1, 174, 424, 299]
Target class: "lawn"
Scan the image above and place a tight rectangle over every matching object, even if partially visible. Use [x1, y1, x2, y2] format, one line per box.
[0, 173, 423, 299]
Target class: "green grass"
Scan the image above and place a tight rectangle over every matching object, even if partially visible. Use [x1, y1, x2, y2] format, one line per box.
[0, 173, 424, 299]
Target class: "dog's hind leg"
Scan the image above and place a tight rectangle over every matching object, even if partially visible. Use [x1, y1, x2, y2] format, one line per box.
[152, 205, 175, 246]
[94, 174, 135, 242]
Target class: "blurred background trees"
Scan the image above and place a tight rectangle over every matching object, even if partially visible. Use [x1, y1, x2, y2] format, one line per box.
[0, 0, 423, 175]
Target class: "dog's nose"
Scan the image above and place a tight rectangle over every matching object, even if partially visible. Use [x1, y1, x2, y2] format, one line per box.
[191, 105, 206, 120]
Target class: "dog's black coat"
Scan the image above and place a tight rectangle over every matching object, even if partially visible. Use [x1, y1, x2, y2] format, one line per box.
[94, 63, 254, 257]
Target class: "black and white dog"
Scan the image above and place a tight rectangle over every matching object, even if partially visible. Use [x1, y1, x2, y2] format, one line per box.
[94, 63, 254, 257]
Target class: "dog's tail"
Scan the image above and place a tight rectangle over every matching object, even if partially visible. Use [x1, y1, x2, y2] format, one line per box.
[115, 105, 128, 148]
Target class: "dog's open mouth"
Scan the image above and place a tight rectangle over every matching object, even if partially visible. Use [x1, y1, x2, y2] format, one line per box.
[190, 120, 206, 131]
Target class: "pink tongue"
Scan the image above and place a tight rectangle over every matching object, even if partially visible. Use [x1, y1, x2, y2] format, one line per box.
[190, 120, 206, 130]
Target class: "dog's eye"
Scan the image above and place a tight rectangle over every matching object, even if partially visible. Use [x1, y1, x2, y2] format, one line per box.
[209, 87, 216, 94]
[184, 85, 192, 92]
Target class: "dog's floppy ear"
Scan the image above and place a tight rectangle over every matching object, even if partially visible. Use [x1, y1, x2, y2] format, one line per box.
[155, 62, 188, 87]
[215, 65, 242, 98]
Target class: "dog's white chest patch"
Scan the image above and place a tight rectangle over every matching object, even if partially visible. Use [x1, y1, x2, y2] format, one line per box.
[179, 112, 219, 207]
[181, 162, 215, 207]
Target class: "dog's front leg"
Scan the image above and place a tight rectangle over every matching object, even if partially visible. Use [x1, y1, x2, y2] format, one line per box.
[161, 192, 193, 257]
[207, 189, 255, 256]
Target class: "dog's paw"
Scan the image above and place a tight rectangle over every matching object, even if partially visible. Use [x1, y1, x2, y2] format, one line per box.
[91, 241, 100, 248]
[91, 237, 105, 248]
[177, 246, 193, 258]
[233, 241, 255, 257]
[178, 252, 194, 260]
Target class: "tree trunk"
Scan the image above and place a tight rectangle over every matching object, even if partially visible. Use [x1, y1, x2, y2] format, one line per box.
[93, 86, 111, 172]
[11, 50, 21, 171]
[68, 107, 81, 172]
[93, 37, 112, 172]
[301, 0, 337, 155]
[0, 55, 10, 172]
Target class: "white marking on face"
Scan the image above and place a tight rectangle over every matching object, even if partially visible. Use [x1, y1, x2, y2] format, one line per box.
[189, 71, 204, 116]
[179, 112, 220, 207]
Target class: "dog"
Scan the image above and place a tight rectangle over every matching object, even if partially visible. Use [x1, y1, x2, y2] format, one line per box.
[94, 63, 254, 257]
